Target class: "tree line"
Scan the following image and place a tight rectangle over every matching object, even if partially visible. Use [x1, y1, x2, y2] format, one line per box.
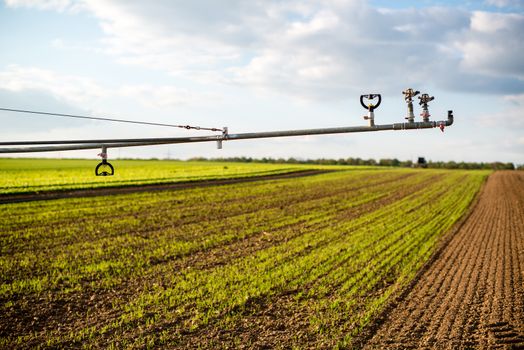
[188, 156, 520, 170]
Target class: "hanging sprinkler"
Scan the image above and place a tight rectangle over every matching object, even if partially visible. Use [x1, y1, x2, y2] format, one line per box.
[403, 88, 420, 123]
[95, 146, 114, 176]
[360, 94, 382, 127]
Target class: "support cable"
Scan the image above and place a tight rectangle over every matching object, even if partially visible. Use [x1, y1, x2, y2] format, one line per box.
[0, 107, 223, 132]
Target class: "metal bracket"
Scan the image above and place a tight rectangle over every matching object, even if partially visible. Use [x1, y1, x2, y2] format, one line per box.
[217, 127, 228, 149]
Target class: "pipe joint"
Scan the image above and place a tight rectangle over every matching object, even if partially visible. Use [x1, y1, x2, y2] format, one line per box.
[446, 110, 454, 126]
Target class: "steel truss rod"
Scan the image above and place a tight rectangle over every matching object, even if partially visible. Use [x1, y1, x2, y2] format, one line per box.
[0, 107, 223, 132]
[0, 111, 453, 153]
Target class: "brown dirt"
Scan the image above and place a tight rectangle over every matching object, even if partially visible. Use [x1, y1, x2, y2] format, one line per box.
[0, 169, 331, 204]
[361, 171, 524, 349]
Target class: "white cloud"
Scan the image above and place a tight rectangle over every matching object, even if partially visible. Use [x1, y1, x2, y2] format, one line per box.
[477, 93, 524, 128]
[504, 93, 524, 105]
[456, 11, 524, 79]
[5, 0, 84, 12]
[118, 84, 219, 108]
[0, 64, 108, 104]
[5, 0, 524, 100]
[0, 65, 209, 108]
[485, 0, 524, 8]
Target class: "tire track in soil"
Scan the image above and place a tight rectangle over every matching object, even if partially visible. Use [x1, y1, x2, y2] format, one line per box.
[362, 171, 524, 349]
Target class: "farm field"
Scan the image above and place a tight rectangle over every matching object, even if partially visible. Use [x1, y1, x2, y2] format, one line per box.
[0, 167, 489, 348]
[0, 158, 354, 195]
[362, 171, 524, 349]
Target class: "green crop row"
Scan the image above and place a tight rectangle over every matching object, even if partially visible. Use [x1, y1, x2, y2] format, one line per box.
[0, 168, 489, 349]
[1, 170, 419, 295]
[0, 158, 369, 195]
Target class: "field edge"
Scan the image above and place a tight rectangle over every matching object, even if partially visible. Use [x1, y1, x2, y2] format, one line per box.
[351, 171, 490, 348]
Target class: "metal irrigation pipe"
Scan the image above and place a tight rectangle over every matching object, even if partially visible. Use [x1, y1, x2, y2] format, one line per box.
[0, 111, 453, 153]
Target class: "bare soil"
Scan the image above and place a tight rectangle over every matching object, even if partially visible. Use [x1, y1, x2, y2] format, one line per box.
[361, 171, 524, 349]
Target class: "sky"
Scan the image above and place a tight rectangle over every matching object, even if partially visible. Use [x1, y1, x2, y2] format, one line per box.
[0, 0, 523, 164]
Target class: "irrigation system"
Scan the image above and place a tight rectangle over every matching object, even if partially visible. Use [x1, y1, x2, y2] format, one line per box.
[0, 89, 454, 176]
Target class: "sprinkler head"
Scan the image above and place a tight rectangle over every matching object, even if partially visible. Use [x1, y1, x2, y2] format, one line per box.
[418, 93, 434, 122]
[402, 88, 420, 103]
[418, 93, 434, 106]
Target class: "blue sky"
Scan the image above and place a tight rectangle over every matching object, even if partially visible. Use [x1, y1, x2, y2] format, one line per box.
[0, 0, 523, 164]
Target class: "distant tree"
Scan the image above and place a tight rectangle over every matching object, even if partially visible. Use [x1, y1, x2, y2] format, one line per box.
[378, 159, 390, 166]
[188, 156, 516, 170]
[400, 160, 413, 168]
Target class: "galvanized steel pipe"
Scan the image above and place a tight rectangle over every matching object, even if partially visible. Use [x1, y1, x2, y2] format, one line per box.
[0, 111, 454, 153]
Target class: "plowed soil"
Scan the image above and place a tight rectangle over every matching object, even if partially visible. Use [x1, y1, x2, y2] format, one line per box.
[362, 171, 524, 349]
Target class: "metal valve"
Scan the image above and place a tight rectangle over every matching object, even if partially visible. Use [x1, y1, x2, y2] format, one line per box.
[402, 88, 420, 123]
[418, 93, 434, 122]
[360, 94, 381, 127]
